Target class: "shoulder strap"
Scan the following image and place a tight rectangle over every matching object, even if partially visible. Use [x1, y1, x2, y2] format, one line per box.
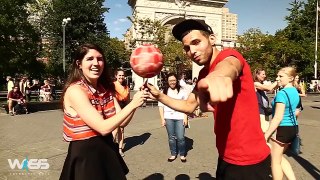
[283, 90, 298, 133]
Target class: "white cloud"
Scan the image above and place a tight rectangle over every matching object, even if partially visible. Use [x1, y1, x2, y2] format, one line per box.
[118, 18, 128, 23]
[114, 27, 121, 31]
[115, 3, 122, 8]
[113, 18, 128, 24]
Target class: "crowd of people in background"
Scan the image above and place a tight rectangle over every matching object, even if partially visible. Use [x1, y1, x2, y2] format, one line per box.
[4, 76, 63, 102]
[2, 75, 64, 115]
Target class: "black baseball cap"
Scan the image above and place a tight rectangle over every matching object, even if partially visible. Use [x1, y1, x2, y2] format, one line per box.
[172, 19, 214, 41]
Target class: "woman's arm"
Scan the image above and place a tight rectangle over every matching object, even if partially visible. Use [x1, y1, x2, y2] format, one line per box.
[264, 102, 285, 140]
[299, 84, 307, 97]
[66, 85, 146, 136]
[146, 84, 199, 114]
[183, 113, 188, 126]
[254, 81, 278, 92]
[115, 97, 136, 127]
[159, 106, 165, 126]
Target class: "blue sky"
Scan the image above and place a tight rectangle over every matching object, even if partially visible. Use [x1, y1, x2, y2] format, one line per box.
[103, 0, 292, 39]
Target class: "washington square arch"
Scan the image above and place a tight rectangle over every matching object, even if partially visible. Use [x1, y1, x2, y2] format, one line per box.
[125, 0, 237, 90]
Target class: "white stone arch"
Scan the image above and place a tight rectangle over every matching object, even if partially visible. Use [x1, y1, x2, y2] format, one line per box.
[159, 14, 184, 26]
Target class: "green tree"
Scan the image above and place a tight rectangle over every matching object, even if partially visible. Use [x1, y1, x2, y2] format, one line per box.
[0, 0, 43, 77]
[42, 0, 109, 77]
[105, 37, 130, 71]
[236, 28, 271, 70]
[279, 0, 317, 78]
[236, 0, 318, 80]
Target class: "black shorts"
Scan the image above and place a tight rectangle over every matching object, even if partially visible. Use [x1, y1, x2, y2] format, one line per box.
[276, 126, 298, 144]
[216, 155, 271, 180]
[11, 101, 18, 107]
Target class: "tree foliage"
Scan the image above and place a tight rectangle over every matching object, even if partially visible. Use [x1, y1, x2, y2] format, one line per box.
[0, 0, 43, 77]
[237, 0, 318, 80]
[42, 0, 110, 77]
[105, 37, 130, 71]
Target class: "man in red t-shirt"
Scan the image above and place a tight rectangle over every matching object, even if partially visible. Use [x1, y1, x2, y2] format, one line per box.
[146, 19, 271, 179]
[7, 85, 28, 116]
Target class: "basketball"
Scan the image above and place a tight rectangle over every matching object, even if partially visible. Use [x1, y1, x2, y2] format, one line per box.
[130, 44, 164, 78]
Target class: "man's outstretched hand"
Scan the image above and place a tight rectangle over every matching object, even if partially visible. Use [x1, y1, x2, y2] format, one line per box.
[197, 73, 233, 112]
[143, 83, 161, 100]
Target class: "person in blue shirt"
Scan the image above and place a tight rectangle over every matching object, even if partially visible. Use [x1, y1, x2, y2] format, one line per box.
[264, 67, 299, 180]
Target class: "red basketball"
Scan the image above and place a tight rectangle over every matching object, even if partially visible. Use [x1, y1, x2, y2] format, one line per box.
[130, 44, 164, 78]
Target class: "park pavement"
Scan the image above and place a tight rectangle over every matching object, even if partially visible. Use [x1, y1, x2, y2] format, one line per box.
[0, 95, 319, 180]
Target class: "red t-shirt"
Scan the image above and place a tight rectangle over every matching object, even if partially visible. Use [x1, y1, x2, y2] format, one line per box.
[198, 49, 270, 165]
[8, 90, 23, 100]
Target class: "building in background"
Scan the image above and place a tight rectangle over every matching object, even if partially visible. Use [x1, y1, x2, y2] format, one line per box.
[221, 7, 238, 48]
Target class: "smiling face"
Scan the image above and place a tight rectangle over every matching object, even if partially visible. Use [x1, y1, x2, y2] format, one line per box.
[257, 70, 266, 82]
[116, 70, 125, 84]
[78, 49, 104, 85]
[182, 30, 215, 66]
[167, 75, 177, 89]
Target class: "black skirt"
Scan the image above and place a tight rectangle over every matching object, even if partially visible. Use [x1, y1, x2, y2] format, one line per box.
[60, 135, 129, 180]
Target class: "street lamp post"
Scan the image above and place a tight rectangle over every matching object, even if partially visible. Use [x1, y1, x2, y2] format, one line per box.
[62, 17, 71, 76]
[316, 1, 319, 79]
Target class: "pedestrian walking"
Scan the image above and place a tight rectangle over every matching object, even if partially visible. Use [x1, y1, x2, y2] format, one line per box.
[264, 67, 300, 180]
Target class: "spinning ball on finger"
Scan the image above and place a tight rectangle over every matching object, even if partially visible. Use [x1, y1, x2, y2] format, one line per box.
[130, 44, 164, 78]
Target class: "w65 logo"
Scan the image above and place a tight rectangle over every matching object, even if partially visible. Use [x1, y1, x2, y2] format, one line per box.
[8, 158, 49, 171]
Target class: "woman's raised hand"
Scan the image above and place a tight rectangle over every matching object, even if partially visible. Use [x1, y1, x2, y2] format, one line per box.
[131, 90, 149, 108]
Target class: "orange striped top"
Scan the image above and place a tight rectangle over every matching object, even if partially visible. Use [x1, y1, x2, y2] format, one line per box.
[63, 80, 116, 142]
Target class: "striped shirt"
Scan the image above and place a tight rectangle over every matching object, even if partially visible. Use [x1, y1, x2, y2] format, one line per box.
[63, 80, 116, 141]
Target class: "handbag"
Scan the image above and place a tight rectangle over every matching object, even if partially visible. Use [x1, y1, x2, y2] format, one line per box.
[290, 134, 301, 155]
[283, 91, 301, 155]
[263, 107, 273, 116]
[257, 90, 272, 116]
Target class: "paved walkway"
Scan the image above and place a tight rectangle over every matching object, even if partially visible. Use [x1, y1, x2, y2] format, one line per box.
[0, 95, 319, 180]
